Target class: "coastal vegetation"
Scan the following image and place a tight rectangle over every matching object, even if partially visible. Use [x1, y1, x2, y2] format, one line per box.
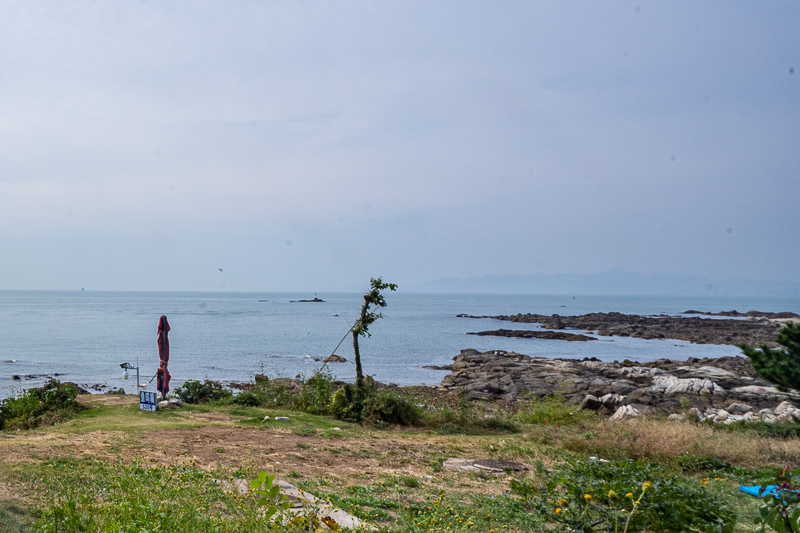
[740, 322, 800, 391]
[0, 375, 797, 531]
[0, 380, 83, 431]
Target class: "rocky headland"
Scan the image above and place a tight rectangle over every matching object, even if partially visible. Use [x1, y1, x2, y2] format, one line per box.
[438, 349, 800, 423]
[457, 310, 798, 346]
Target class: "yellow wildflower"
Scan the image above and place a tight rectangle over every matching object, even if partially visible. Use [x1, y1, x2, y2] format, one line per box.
[584, 494, 592, 501]
[555, 507, 562, 514]
[642, 481, 653, 491]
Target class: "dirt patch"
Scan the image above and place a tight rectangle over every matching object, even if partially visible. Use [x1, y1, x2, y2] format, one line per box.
[141, 426, 454, 479]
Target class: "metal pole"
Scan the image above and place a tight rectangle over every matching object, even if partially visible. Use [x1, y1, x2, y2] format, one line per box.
[136, 358, 140, 391]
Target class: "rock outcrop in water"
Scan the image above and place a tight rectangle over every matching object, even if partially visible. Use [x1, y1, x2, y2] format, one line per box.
[457, 311, 793, 347]
[467, 329, 596, 341]
[439, 349, 799, 418]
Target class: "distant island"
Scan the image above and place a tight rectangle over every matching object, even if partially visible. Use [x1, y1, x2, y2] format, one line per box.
[290, 293, 325, 303]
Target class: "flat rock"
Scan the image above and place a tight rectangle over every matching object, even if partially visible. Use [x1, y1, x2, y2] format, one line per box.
[443, 458, 527, 474]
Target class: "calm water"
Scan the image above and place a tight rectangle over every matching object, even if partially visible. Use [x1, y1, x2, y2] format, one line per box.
[1, 291, 799, 399]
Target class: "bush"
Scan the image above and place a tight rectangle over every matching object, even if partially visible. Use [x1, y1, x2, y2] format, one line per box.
[232, 391, 261, 407]
[295, 372, 336, 415]
[173, 380, 232, 404]
[512, 459, 736, 532]
[366, 390, 422, 426]
[0, 380, 84, 430]
[329, 384, 368, 422]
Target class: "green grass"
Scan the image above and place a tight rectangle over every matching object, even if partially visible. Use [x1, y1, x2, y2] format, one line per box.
[1, 389, 796, 532]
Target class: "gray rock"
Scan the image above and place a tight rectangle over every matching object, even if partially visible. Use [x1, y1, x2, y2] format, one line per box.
[610, 405, 640, 421]
[726, 402, 752, 414]
[775, 401, 798, 414]
[579, 395, 602, 411]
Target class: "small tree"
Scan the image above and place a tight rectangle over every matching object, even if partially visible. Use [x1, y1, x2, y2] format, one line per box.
[740, 322, 800, 391]
[352, 277, 397, 389]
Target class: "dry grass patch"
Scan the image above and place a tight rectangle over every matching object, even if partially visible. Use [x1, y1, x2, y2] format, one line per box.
[536, 417, 800, 468]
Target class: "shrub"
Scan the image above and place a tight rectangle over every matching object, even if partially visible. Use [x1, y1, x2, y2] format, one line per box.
[740, 322, 800, 391]
[173, 380, 232, 404]
[512, 459, 736, 532]
[329, 384, 368, 422]
[0, 380, 84, 430]
[232, 391, 261, 407]
[366, 390, 422, 426]
[295, 371, 336, 415]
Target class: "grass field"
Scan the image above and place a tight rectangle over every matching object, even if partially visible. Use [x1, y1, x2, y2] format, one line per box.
[0, 389, 795, 531]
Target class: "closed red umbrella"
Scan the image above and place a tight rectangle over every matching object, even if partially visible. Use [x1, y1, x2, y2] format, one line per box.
[156, 315, 171, 399]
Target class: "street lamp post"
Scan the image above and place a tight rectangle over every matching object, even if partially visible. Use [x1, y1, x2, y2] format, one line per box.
[120, 359, 140, 392]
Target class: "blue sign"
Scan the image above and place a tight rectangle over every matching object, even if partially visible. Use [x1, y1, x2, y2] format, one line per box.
[140, 391, 158, 411]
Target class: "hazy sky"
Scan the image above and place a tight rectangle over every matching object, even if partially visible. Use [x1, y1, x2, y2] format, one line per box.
[1, 1, 798, 292]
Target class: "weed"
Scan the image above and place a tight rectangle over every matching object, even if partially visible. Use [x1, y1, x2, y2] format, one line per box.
[398, 475, 422, 488]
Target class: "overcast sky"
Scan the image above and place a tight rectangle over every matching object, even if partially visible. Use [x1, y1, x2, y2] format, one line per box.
[0, 1, 797, 292]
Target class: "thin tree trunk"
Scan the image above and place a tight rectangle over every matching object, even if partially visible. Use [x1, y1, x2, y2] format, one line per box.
[353, 330, 363, 389]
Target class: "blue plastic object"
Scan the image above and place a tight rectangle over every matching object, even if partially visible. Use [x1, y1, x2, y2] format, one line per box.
[739, 485, 780, 497]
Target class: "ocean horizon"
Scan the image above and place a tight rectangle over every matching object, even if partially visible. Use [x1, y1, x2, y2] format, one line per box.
[2, 290, 799, 399]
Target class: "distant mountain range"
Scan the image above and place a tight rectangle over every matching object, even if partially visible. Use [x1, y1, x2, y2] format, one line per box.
[408, 270, 800, 297]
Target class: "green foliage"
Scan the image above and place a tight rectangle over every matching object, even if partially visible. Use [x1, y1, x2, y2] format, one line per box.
[516, 394, 597, 426]
[512, 459, 736, 532]
[30, 458, 288, 532]
[753, 466, 800, 533]
[740, 322, 800, 391]
[0, 379, 84, 430]
[249, 470, 291, 522]
[173, 379, 233, 404]
[425, 405, 519, 435]
[366, 389, 423, 426]
[232, 391, 261, 407]
[352, 277, 397, 386]
[330, 383, 369, 422]
[330, 385, 421, 426]
[677, 453, 766, 484]
[715, 418, 800, 439]
[294, 371, 336, 415]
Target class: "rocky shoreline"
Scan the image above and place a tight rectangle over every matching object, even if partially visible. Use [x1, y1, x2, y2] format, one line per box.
[437, 348, 800, 423]
[457, 310, 797, 346]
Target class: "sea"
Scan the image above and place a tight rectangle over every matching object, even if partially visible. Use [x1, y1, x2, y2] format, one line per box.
[1, 291, 799, 399]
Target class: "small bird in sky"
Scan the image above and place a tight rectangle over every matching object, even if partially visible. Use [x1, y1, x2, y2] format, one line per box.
[218, 268, 223, 272]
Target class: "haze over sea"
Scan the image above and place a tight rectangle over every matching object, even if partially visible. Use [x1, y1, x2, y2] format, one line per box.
[2, 291, 799, 399]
